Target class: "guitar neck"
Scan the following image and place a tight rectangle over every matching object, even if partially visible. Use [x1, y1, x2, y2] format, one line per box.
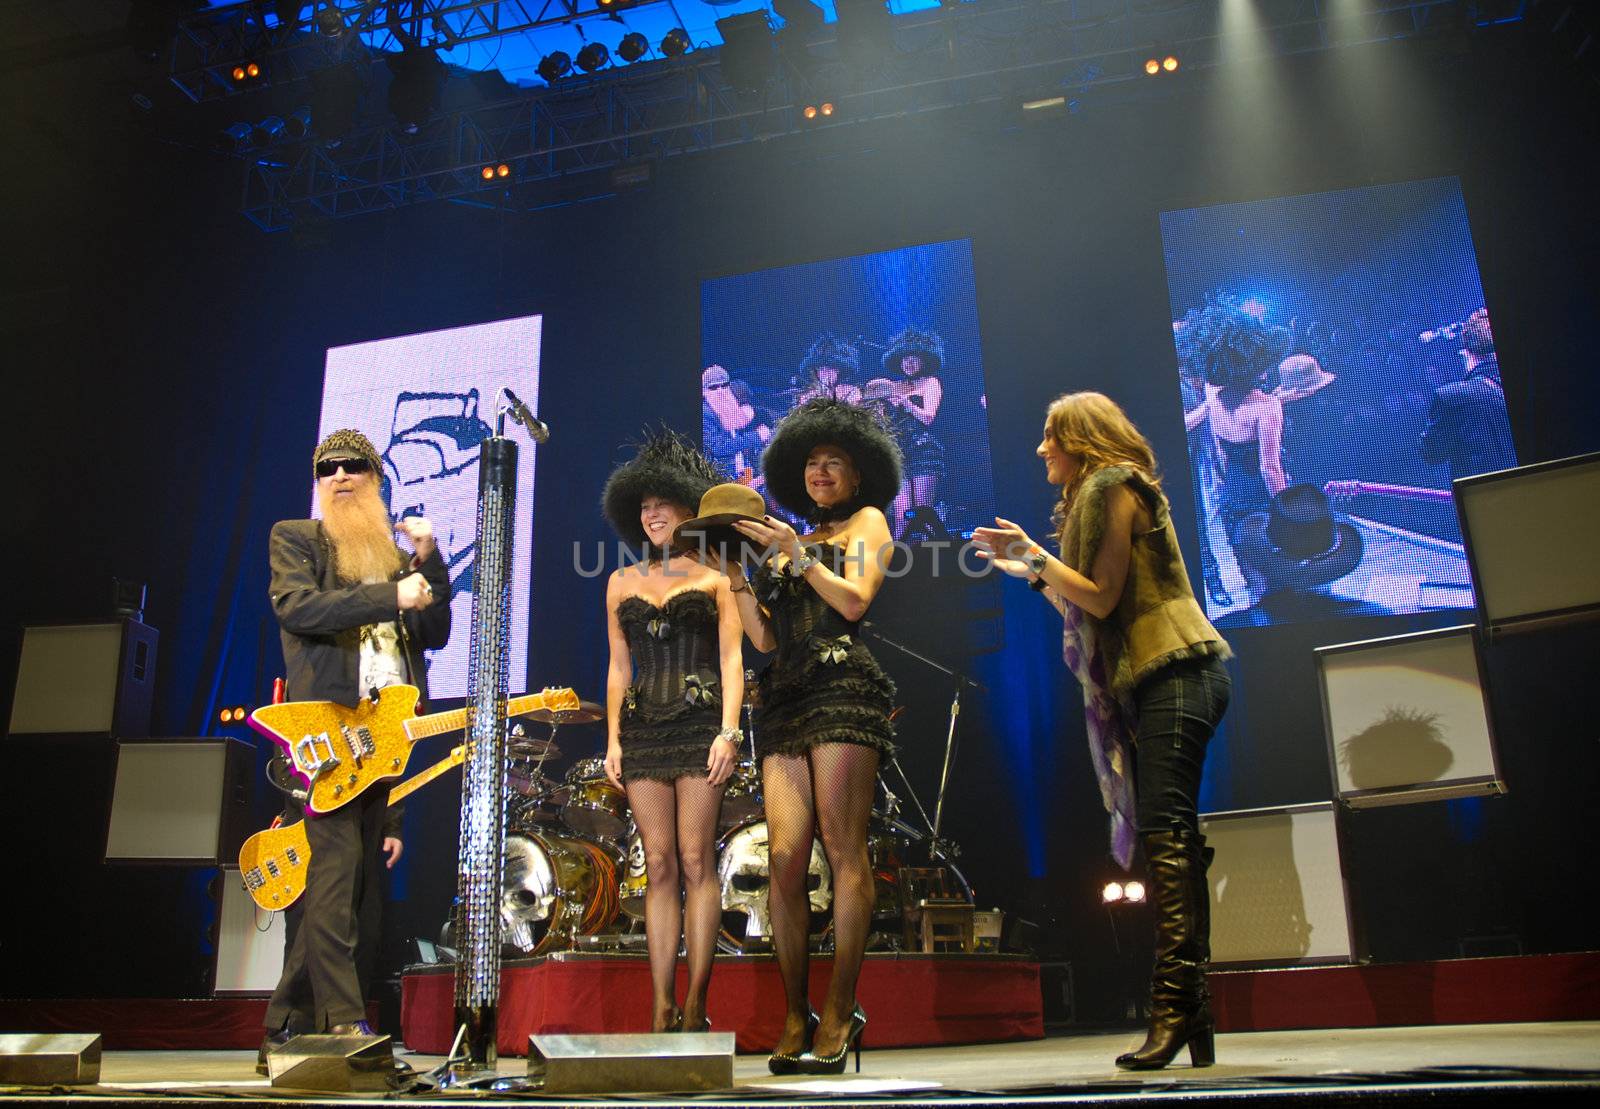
[404, 693, 552, 741]
[388, 746, 465, 806]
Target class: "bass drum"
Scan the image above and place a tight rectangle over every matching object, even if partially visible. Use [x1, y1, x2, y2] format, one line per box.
[716, 818, 832, 953]
[618, 829, 649, 921]
[501, 831, 620, 956]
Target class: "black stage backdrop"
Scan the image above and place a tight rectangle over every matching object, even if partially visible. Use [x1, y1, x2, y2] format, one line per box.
[4, 25, 1598, 1011]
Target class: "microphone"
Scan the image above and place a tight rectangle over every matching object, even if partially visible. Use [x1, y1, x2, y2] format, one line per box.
[502, 388, 550, 442]
[1419, 320, 1465, 344]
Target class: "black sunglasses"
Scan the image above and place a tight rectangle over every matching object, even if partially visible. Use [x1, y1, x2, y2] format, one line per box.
[316, 457, 373, 478]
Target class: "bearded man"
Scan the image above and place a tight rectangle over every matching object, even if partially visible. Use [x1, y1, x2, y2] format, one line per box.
[259, 429, 450, 1066]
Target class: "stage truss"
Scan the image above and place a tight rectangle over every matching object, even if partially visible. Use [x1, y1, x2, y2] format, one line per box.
[174, 1, 1529, 229]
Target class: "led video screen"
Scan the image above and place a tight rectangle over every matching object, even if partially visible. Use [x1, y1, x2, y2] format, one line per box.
[1161, 177, 1516, 628]
[317, 314, 542, 699]
[700, 239, 995, 541]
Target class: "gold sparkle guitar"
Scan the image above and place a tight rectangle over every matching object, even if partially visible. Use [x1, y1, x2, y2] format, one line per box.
[238, 743, 466, 911]
[248, 685, 580, 815]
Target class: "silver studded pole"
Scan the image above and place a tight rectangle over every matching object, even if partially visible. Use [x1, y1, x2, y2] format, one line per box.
[450, 433, 517, 1076]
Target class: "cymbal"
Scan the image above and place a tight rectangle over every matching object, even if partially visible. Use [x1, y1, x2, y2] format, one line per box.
[508, 736, 561, 760]
[522, 701, 605, 725]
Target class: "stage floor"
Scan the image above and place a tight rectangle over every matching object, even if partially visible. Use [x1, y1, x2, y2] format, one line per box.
[21, 1021, 1598, 1103]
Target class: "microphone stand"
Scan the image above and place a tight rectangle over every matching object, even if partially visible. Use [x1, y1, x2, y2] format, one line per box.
[859, 620, 984, 864]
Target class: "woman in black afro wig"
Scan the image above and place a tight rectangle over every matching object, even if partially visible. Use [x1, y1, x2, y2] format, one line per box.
[717, 396, 901, 1074]
[759, 397, 904, 524]
[598, 429, 744, 1034]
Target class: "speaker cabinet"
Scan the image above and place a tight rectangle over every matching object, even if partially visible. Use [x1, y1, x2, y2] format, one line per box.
[214, 868, 286, 994]
[105, 739, 253, 864]
[1200, 802, 1354, 969]
[9, 620, 157, 738]
[528, 1033, 735, 1094]
[1316, 625, 1503, 808]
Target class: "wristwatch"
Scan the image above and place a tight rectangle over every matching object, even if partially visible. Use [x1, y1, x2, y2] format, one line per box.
[1024, 548, 1048, 578]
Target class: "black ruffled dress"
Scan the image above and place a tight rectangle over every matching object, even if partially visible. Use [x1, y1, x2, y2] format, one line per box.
[751, 546, 897, 761]
[616, 588, 724, 782]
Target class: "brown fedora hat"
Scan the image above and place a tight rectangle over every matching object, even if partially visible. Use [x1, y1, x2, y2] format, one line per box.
[672, 482, 767, 559]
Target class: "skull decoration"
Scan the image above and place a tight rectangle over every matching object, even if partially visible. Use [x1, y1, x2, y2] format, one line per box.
[718, 820, 832, 942]
[501, 834, 557, 953]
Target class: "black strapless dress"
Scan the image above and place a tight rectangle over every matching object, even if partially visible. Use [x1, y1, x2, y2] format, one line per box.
[615, 588, 724, 782]
[751, 546, 897, 761]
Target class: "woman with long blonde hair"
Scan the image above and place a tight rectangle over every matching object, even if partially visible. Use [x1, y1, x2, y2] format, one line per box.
[975, 391, 1232, 1071]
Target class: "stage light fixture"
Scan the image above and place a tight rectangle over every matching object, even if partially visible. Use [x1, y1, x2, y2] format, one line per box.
[537, 51, 572, 83]
[247, 61, 261, 78]
[215, 121, 254, 153]
[1102, 881, 1125, 904]
[283, 105, 313, 139]
[1163, 54, 1179, 72]
[1124, 880, 1146, 903]
[315, 6, 345, 37]
[597, 0, 639, 10]
[576, 41, 611, 73]
[496, 162, 510, 178]
[617, 32, 649, 63]
[1144, 58, 1160, 75]
[715, 11, 777, 93]
[252, 115, 286, 145]
[660, 28, 691, 57]
[803, 104, 817, 120]
[480, 165, 495, 180]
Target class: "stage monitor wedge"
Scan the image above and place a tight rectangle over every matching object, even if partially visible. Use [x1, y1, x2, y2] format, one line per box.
[0, 1034, 102, 1085]
[528, 1032, 734, 1094]
[1316, 625, 1503, 808]
[1200, 802, 1354, 969]
[9, 620, 156, 738]
[1455, 451, 1600, 632]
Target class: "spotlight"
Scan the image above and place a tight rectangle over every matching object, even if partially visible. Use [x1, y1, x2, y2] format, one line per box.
[246, 61, 261, 78]
[496, 162, 510, 178]
[1102, 881, 1125, 904]
[1162, 54, 1179, 72]
[218, 706, 248, 724]
[252, 115, 286, 145]
[617, 32, 649, 64]
[596, 0, 638, 9]
[803, 104, 817, 120]
[801, 100, 835, 124]
[576, 41, 610, 73]
[1124, 880, 1147, 903]
[660, 28, 690, 58]
[315, 7, 345, 37]
[480, 165, 495, 180]
[1144, 58, 1160, 75]
[283, 104, 313, 139]
[215, 121, 254, 153]
[537, 51, 572, 83]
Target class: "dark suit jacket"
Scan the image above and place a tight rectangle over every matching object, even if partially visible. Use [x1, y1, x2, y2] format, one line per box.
[268, 519, 452, 840]
[268, 518, 452, 708]
[1419, 360, 1516, 482]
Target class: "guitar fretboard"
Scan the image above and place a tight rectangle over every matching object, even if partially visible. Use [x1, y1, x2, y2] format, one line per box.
[405, 692, 567, 740]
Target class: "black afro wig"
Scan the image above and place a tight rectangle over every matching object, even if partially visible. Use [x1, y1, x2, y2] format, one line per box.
[601, 429, 724, 548]
[761, 397, 904, 520]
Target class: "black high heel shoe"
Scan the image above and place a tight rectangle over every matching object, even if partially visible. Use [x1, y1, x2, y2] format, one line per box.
[767, 1009, 819, 1075]
[794, 1006, 866, 1076]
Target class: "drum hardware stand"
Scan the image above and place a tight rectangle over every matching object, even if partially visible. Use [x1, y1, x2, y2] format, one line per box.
[742, 668, 758, 764]
[443, 390, 548, 1089]
[860, 620, 985, 864]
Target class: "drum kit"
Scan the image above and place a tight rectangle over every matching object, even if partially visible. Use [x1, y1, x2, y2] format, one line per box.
[484, 693, 972, 959]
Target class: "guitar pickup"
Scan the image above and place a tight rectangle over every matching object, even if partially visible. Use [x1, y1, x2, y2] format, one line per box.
[284, 847, 300, 866]
[243, 869, 265, 891]
[265, 859, 281, 878]
[338, 724, 367, 769]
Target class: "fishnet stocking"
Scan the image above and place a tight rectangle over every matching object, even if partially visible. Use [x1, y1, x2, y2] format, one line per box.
[761, 743, 879, 1057]
[626, 774, 725, 1031]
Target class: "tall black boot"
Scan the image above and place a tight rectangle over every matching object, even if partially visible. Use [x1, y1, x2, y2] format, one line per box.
[1115, 828, 1215, 1070]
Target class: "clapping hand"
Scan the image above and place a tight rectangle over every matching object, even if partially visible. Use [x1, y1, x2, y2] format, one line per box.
[971, 517, 1041, 579]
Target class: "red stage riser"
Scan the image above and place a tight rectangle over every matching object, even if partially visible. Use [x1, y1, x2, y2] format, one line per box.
[1210, 951, 1600, 1032]
[401, 955, 1045, 1055]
